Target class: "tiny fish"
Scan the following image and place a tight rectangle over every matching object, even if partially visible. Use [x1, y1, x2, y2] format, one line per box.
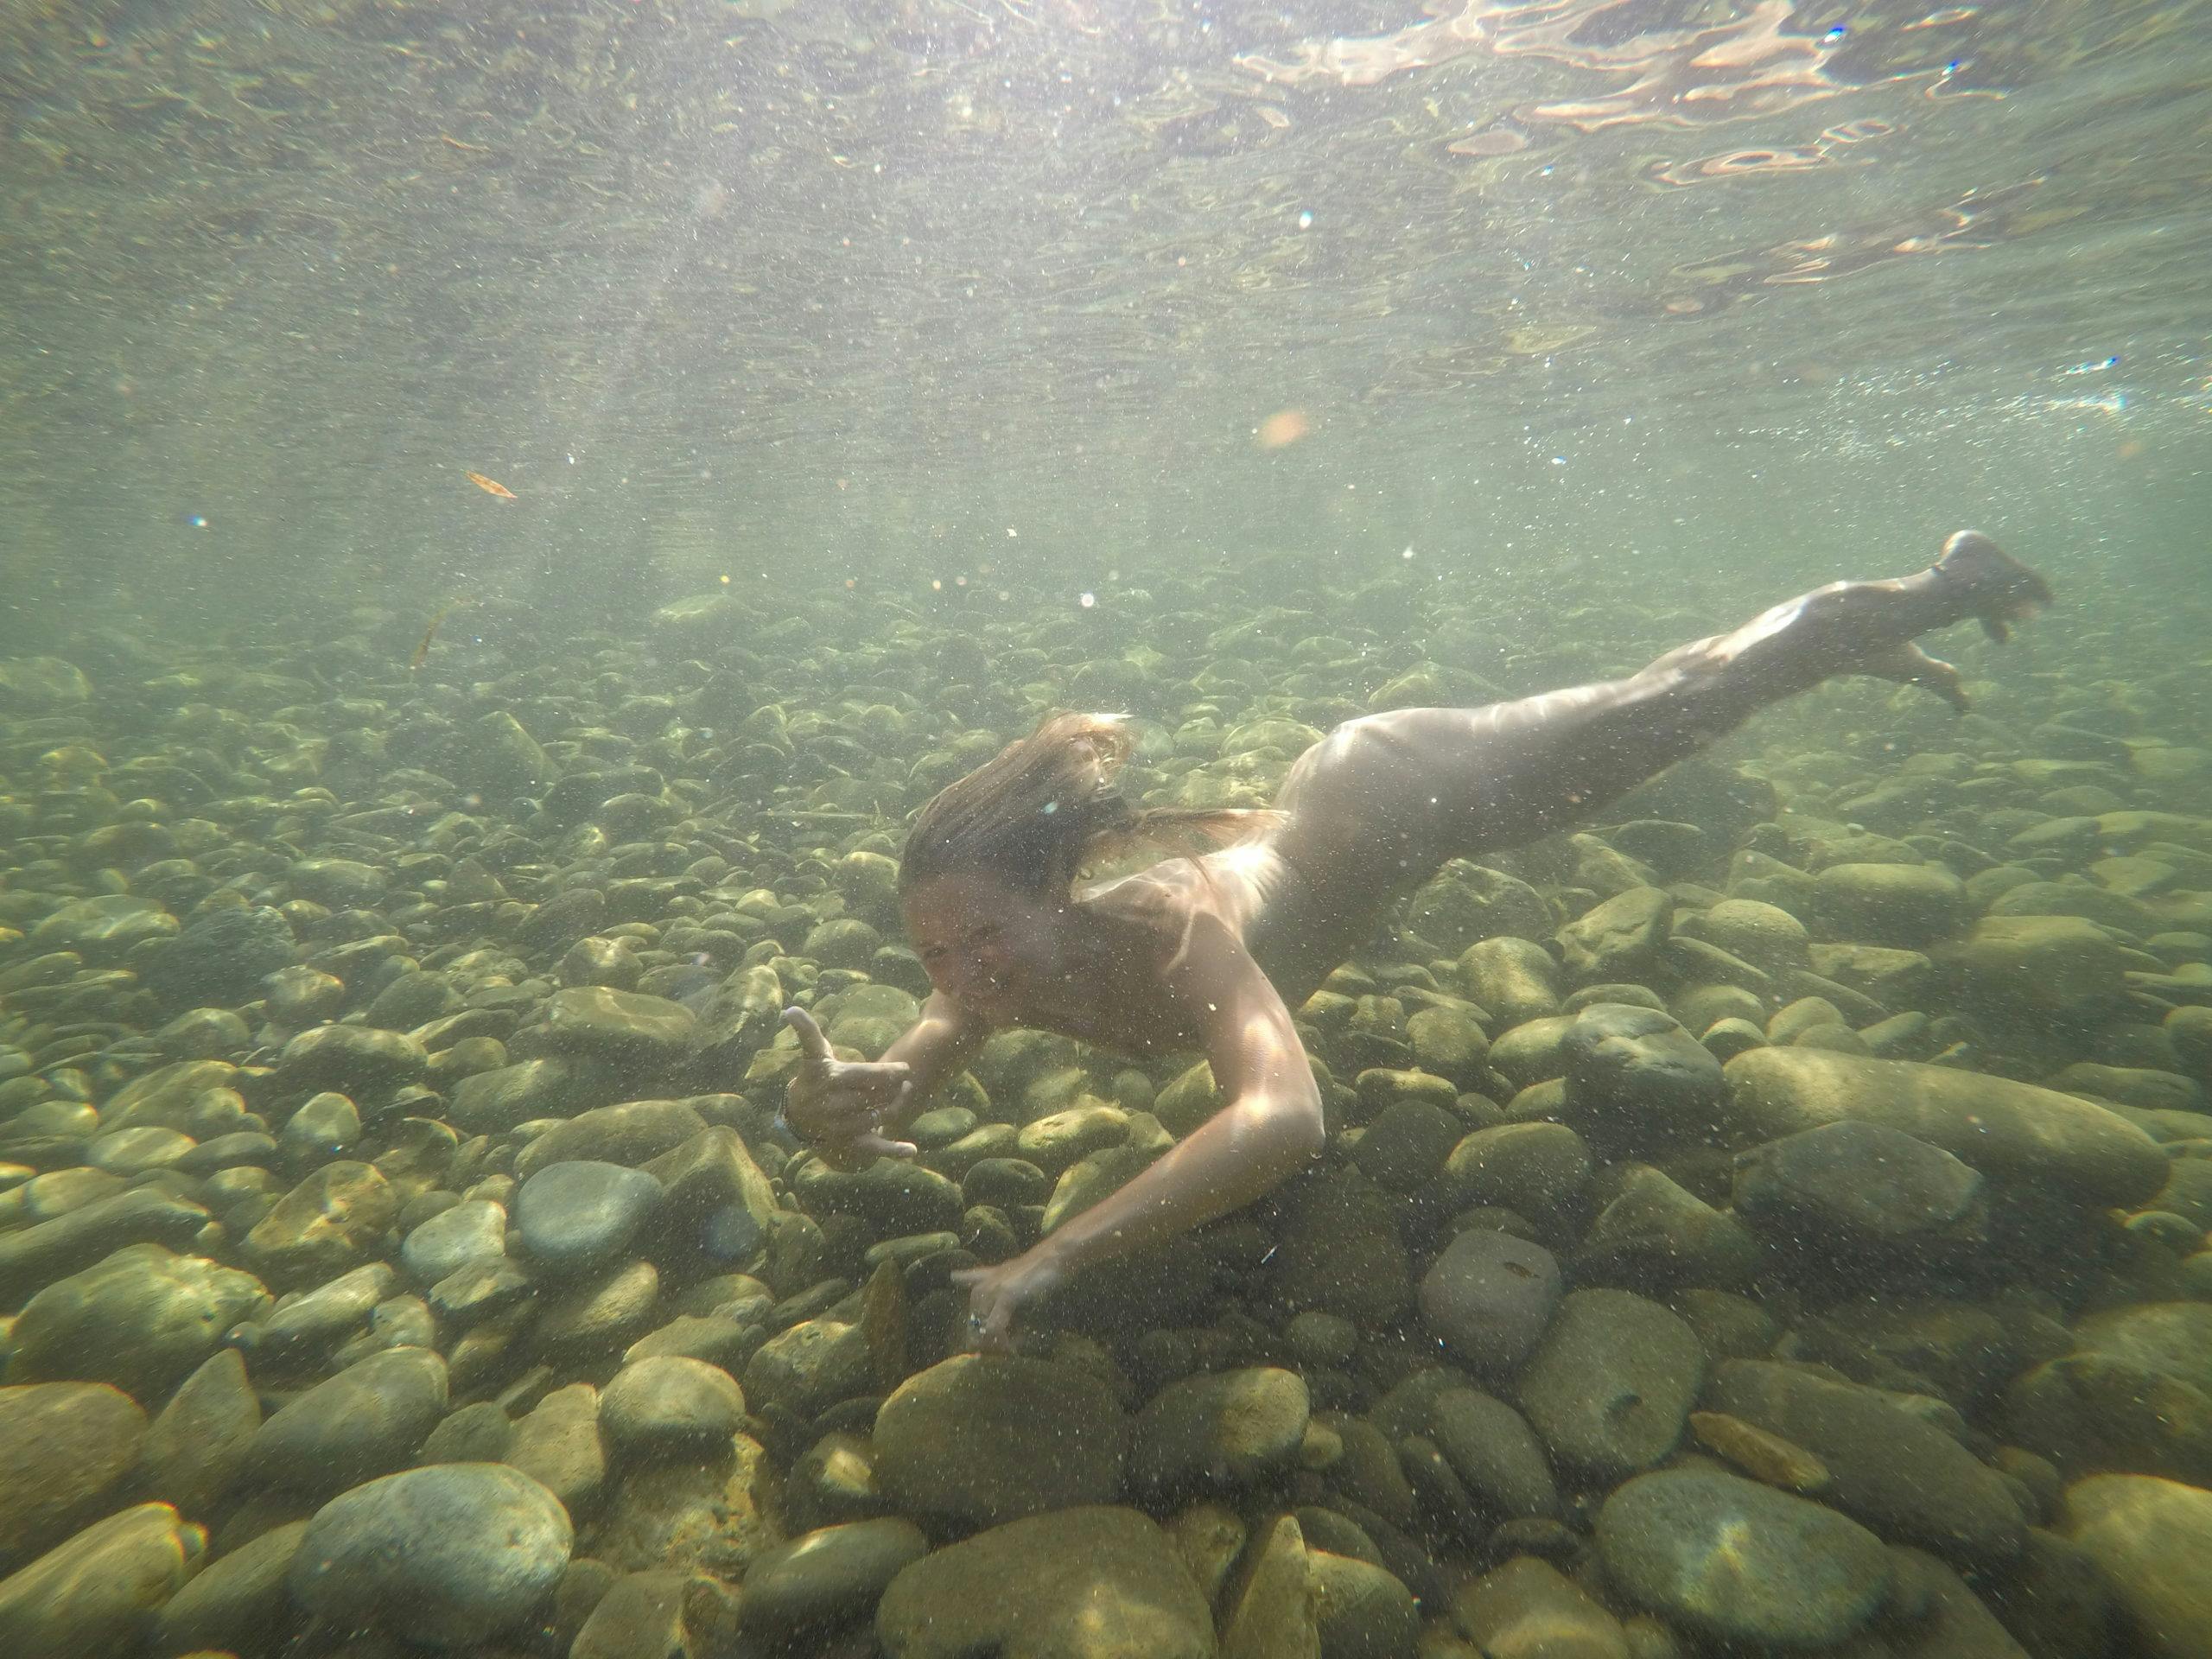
[408, 598, 471, 671]
[464, 470, 517, 499]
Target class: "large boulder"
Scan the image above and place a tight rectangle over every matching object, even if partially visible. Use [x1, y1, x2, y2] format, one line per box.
[1597, 1469, 1890, 1649]
[875, 1505, 1213, 1659]
[289, 1463, 573, 1649]
[1720, 1049, 2168, 1206]
[2063, 1474, 2212, 1659]
[873, 1356, 1126, 1528]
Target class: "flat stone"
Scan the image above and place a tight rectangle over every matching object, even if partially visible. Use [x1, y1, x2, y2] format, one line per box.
[600, 1357, 746, 1459]
[401, 1199, 510, 1286]
[536, 1259, 661, 1358]
[431, 1257, 535, 1327]
[512, 1097, 708, 1182]
[1557, 887, 1672, 984]
[743, 1317, 874, 1420]
[449, 1058, 578, 1135]
[1936, 915, 2137, 1015]
[143, 1347, 261, 1516]
[151, 1517, 306, 1658]
[2063, 1473, 2212, 1659]
[569, 1568, 699, 1659]
[273, 1024, 428, 1097]
[1576, 1166, 1760, 1293]
[1424, 1387, 1558, 1520]
[8, 1243, 269, 1402]
[0, 1382, 147, 1565]
[1451, 1556, 1628, 1659]
[1732, 1119, 1986, 1243]
[505, 1383, 607, 1516]
[874, 1355, 1126, 1527]
[875, 1505, 1213, 1659]
[1351, 1097, 1464, 1192]
[94, 1058, 238, 1134]
[741, 1517, 929, 1643]
[1309, 1549, 1419, 1659]
[1674, 899, 1810, 973]
[1457, 937, 1560, 1026]
[289, 1462, 573, 1648]
[288, 856, 388, 908]
[276, 1091, 359, 1165]
[1418, 1228, 1560, 1376]
[1812, 862, 1967, 949]
[791, 1156, 967, 1239]
[1268, 1173, 1410, 1325]
[1597, 1469, 1891, 1648]
[515, 1160, 664, 1277]
[1560, 1003, 1724, 1150]
[420, 1401, 517, 1466]
[257, 1262, 395, 1359]
[1708, 1359, 2024, 1564]
[249, 1347, 449, 1497]
[1722, 1049, 2169, 1206]
[28, 894, 177, 959]
[0, 1185, 213, 1310]
[1514, 1289, 1704, 1480]
[239, 1160, 397, 1289]
[1129, 1366, 1310, 1501]
[541, 986, 697, 1060]
[81, 1126, 195, 1177]
[0, 1503, 200, 1659]
[1440, 1122, 1592, 1217]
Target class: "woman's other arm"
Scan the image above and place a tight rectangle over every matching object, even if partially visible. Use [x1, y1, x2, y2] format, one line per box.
[955, 911, 1324, 1347]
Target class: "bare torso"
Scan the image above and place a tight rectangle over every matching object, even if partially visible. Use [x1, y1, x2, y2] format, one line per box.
[982, 835, 1344, 1059]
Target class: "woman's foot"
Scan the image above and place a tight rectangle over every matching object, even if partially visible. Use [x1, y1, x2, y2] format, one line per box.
[1933, 529, 2054, 643]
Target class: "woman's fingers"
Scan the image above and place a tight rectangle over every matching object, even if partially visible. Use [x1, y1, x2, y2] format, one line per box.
[785, 1009, 912, 1096]
[948, 1266, 1016, 1352]
[782, 1006, 832, 1065]
[851, 1131, 918, 1162]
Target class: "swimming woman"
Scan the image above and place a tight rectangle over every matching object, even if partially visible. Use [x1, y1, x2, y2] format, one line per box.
[781, 531, 2052, 1350]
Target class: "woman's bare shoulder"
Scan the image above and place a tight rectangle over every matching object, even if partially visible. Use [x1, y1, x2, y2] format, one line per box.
[1078, 861, 1213, 927]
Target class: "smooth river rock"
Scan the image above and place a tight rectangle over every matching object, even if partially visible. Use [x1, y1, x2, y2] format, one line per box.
[289, 1462, 574, 1648]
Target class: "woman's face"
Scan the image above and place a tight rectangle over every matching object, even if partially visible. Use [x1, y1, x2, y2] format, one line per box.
[901, 872, 1066, 1012]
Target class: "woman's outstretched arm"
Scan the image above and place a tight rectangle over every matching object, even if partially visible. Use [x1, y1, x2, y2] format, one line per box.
[954, 910, 1324, 1349]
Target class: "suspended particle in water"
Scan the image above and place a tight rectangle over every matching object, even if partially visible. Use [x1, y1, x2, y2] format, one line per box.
[183, 512, 207, 529]
[1297, 210, 1313, 228]
[719, 574, 731, 584]
[1078, 592, 1096, 608]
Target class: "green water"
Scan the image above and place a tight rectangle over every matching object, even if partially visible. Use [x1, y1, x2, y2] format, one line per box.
[3, 3, 2210, 1656]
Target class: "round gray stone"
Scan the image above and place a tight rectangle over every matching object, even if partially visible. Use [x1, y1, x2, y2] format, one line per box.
[249, 1347, 448, 1497]
[599, 1356, 747, 1458]
[289, 1462, 573, 1648]
[514, 1160, 664, 1276]
[1419, 1229, 1561, 1376]
[740, 1517, 928, 1640]
[401, 1199, 511, 1287]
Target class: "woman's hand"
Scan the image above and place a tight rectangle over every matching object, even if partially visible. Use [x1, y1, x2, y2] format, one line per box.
[950, 1245, 1068, 1353]
[781, 1007, 918, 1170]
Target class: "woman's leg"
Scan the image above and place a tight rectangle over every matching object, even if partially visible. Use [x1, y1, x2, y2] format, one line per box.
[1243, 531, 2050, 992]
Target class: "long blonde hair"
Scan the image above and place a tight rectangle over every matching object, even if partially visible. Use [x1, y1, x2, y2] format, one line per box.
[899, 712, 1274, 899]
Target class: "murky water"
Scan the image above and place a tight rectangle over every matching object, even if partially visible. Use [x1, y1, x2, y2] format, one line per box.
[2, 3, 2209, 1656]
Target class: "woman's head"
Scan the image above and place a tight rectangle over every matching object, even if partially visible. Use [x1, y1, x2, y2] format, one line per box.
[897, 711, 1269, 1002]
[899, 712, 1136, 902]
